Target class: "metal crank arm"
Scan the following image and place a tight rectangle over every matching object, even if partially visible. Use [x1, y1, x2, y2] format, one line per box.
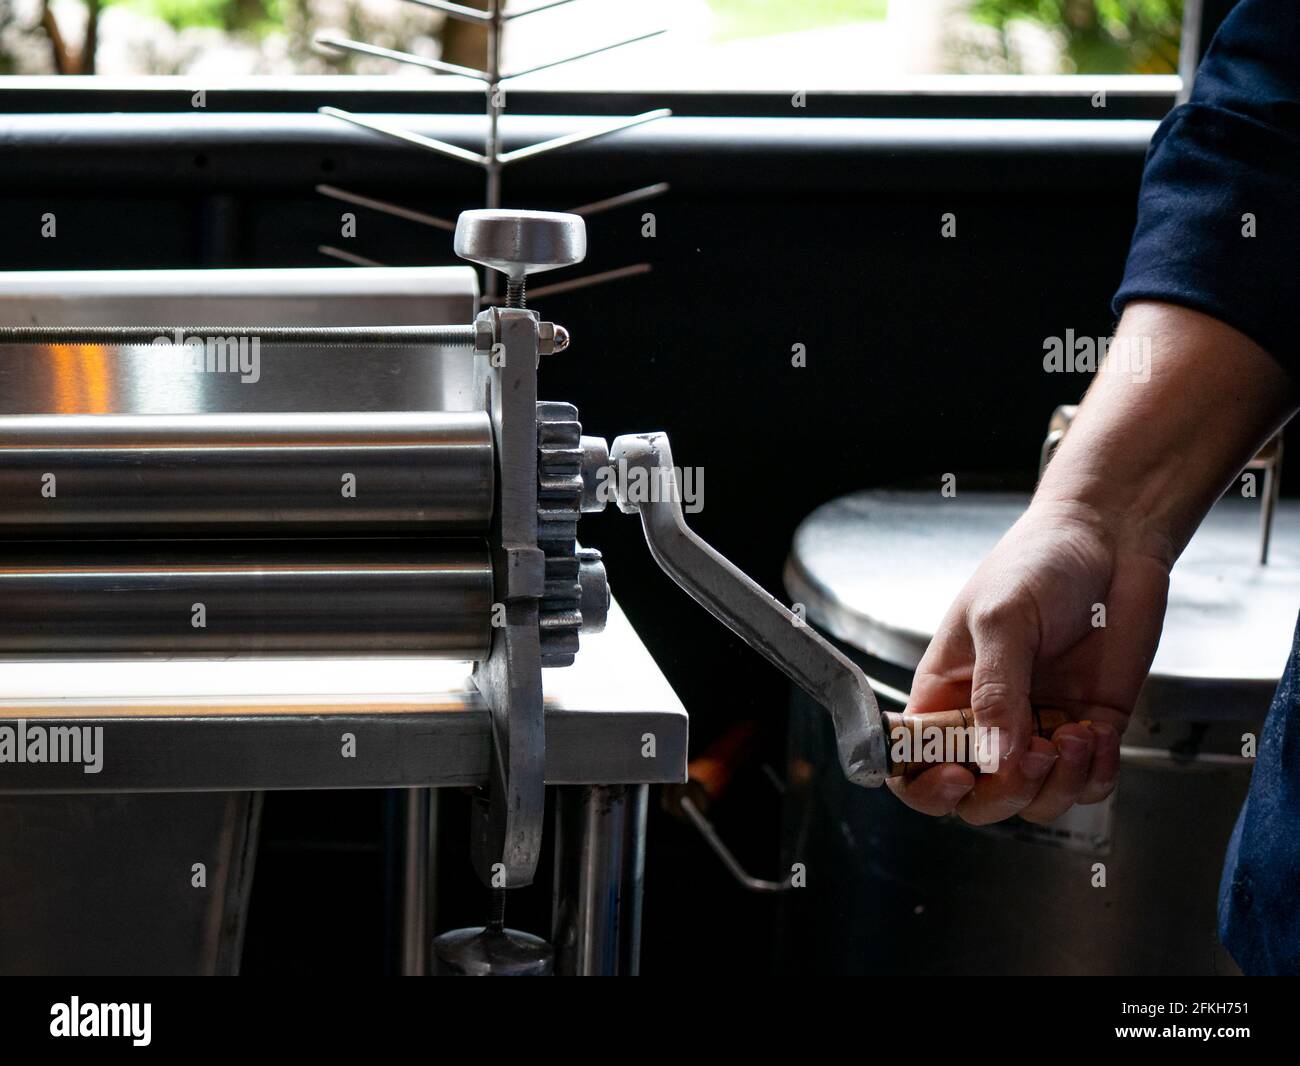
[608, 432, 888, 788]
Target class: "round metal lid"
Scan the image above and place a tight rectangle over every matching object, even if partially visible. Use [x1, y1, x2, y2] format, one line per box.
[785, 490, 1300, 718]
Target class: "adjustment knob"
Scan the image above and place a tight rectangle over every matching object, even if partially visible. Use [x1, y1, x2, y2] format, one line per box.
[454, 210, 587, 304]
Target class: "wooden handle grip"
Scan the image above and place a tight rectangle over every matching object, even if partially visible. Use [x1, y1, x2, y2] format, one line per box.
[882, 707, 1072, 778]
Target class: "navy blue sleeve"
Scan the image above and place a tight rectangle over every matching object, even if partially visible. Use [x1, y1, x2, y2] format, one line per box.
[1113, 0, 1300, 372]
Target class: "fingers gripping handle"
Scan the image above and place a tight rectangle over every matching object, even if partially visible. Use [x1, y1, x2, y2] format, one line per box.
[608, 432, 888, 788]
[879, 706, 1073, 778]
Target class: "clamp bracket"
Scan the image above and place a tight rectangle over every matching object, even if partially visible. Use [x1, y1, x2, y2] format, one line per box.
[470, 306, 547, 888]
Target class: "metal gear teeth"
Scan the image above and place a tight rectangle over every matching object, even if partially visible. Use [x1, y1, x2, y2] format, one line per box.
[537, 400, 588, 667]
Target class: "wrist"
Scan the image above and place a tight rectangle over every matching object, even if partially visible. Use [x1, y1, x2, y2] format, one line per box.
[1028, 301, 1295, 572]
[1025, 488, 1178, 572]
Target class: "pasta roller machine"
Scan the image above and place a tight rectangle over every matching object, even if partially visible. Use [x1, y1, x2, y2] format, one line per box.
[0, 209, 911, 973]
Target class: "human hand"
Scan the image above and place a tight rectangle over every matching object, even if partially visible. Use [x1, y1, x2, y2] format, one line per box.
[887, 499, 1169, 824]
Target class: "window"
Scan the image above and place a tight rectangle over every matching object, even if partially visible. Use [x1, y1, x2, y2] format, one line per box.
[1, 0, 1183, 84]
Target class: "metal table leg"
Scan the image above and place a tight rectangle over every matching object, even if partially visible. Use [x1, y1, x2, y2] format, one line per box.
[551, 784, 648, 976]
[400, 788, 435, 976]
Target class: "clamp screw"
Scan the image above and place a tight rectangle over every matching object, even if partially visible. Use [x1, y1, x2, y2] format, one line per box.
[454, 209, 587, 309]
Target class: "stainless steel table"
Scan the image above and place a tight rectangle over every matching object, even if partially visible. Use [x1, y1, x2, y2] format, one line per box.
[0, 600, 685, 975]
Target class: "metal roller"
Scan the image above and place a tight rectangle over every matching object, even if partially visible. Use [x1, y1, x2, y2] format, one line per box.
[0, 411, 494, 537]
[0, 540, 492, 659]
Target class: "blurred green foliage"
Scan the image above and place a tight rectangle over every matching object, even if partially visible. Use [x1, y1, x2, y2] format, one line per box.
[706, 0, 887, 41]
[121, 0, 281, 34]
[970, 0, 1182, 73]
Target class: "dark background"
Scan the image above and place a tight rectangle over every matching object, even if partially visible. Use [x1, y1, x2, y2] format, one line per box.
[0, 83, 1175, 973]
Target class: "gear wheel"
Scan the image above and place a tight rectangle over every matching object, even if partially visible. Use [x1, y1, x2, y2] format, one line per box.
[536, 401, 608, 666]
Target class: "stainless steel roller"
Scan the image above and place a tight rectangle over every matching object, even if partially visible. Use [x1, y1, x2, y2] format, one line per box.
[0, 411, 494, 537]
[0, 541, 492, 658]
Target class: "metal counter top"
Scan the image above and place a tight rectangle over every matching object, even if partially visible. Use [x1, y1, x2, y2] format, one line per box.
[0, 599, 687, 793]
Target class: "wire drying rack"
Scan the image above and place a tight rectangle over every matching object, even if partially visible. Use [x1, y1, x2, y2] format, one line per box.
[314, 0, 671, 302]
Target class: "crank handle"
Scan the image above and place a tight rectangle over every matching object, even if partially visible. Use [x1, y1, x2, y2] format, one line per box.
[607, 432, 889, 788]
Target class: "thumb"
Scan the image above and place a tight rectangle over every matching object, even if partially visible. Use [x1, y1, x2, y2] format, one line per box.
[967, 609, 1037, 771]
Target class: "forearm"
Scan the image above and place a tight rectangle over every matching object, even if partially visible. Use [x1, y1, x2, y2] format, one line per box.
[1034, 300, 1297, 567]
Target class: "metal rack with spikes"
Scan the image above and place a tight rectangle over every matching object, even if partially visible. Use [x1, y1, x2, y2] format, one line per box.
[315, 0, 671, 303]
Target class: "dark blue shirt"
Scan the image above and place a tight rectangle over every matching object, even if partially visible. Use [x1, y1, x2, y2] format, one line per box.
[1116, 0, 1300, 976]
[1115, 0, 1300, 370]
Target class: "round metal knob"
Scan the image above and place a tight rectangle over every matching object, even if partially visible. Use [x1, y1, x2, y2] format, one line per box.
[453, 209, 587, 282]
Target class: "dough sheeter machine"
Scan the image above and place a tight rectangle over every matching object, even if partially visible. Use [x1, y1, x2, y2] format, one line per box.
[0, 209, 932, 976]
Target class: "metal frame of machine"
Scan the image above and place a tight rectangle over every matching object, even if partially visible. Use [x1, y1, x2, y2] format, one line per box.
[0, 208, 918, 975]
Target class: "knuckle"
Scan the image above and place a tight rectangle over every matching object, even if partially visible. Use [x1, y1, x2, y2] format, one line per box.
[967, 597, 1020, 635]
[958, 777, 1042, 826]
[969, 677, 1019, 716]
